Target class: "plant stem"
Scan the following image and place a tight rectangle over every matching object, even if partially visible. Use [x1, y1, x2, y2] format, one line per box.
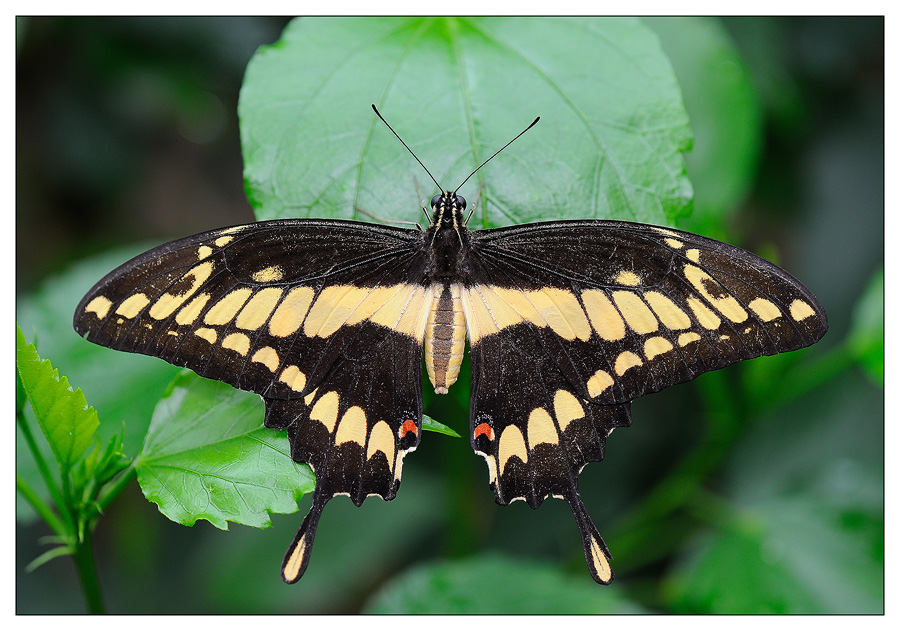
[72, 527, 105, 614]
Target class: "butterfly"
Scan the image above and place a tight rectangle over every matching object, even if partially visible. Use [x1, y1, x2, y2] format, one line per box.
[73, 105, 828, 585]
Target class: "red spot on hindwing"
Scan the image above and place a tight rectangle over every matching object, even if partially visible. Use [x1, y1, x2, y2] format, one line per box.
[473, 423, 494, 441]
[400, 419, 418, 438]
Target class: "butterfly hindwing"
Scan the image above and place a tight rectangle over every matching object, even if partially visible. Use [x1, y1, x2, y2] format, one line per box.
[265, 317, 425, 582]
[469, 325, 632, 583]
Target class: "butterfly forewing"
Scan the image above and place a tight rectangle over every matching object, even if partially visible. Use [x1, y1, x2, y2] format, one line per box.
[464, 220, 828, 407]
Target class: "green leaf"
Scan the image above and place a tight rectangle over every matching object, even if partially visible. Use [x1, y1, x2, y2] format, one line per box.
[240, 17, 692, 227]
[16, 324, 99, 470]
[647, 17, 763, 236]
[363, 554, 646, 614]
[847, 268, 883, 385]
[421, 414, 461, 438]
[135, 371, 314, 530]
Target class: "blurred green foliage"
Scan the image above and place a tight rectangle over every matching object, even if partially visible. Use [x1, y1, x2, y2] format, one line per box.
[16, 17, 883, 613]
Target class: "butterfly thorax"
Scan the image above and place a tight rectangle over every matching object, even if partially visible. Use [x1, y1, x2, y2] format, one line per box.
[424, 191, 470, 280]
[423, 191, 469, 394]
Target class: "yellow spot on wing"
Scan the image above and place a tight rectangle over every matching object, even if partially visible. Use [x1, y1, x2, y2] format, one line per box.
[204, 288, 253, 325]
[346, 284, 406, 326]
[644, 336, 674, 359]
[527, 407, 558, 448]
[367, 421, 395, 471]
[534, 288, 592, 341]
[236, 287, 283, 330]
[553, 390, 585, 431]
[393, 284, 432, 341]
[84, 296, 113, 320]
[251, 346, 280, 372]
[789, 299, 816, 321]
[310, 391, 340, 432]
[498, 425, 528, 474]
[678, 331, 701, 346]
[644, 291, 691, 330]
[470, 285, 522, 340]
[664, 238, 683, 249]
[589, 535, 613, 583]
[282, 535, 308, 583]
[115, 293, 150, 319]
[251, 265, 284, 283]
[278, 365, 306, 392]
[175, 293, 211, 326]
[684, 264, 748, 323]
[614, 351, 643, 376]
[749, 297, 782, 322]
[195, 327, 217, 344]
[222, 332, 251, 356]
[214, 236, 234, 247]
[587, 370, 614, 397]
[269, 287, 315, 337]
[149, 261, 214, 320]
[197, 246, 212, 260]
[582, 290, 625, 341]
[612, 291, 659, 334]
[303, 285, 358, 337]
[687, 296, 721, 330]
[686, 249, 700, 262]
[615, 270, 641, 286]
[490, 287, 549, 328]
[334, 406, 367, 446]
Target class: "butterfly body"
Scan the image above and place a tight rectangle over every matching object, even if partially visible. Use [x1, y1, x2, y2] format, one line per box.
[74, 144, 827, 587]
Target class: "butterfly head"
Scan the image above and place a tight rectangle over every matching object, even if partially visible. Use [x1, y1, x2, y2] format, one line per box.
[430, 191, 467, 229]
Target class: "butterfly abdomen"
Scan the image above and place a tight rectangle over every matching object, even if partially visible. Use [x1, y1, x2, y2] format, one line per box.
[424, 282, 465, 394]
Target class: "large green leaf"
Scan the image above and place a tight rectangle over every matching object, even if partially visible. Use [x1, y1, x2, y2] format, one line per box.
[363, 554, 646, 614]
[135, 371, 313, 530]
[240, 17, 692, 227]
[16, 324, 99, 470]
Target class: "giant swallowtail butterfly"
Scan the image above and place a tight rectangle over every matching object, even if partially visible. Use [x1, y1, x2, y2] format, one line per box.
[74, 106, 827, 585]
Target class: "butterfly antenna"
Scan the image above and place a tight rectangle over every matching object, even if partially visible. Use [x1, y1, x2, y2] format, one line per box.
[454, 116, 540, 192]
[372, 104, 443, 192]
